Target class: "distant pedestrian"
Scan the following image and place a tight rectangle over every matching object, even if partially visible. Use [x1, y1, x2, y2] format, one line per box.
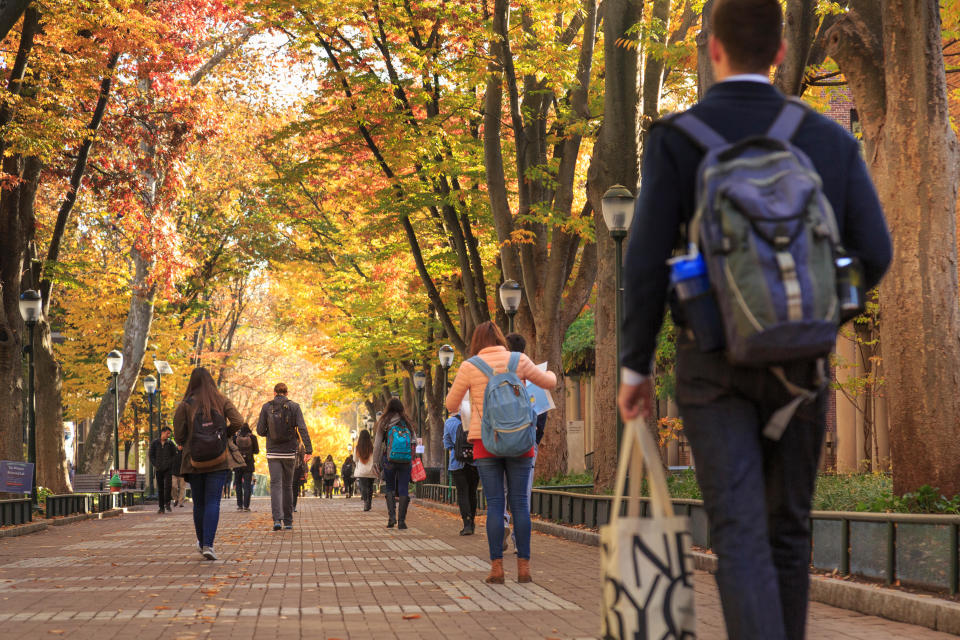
[321, 455, 337, 499]
[310, 455, 322, 496]
[341, 455, 355, 498]
[232, 424, 259, 511]
[444, 320, 556, 584]
[173, 367, 246, 561]
[371, 398, 416, 529]
[171, 444, 187, 507]
[293, 442, 308, 512]
[443, 411, 477, 535]
[148, 427, 178, 514]
[354, 429, 376, 511]
[256, 382, 313, 531]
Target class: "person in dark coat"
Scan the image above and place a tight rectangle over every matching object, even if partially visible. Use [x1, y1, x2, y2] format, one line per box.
[148, 427, 178, 513]
[232, 424, 259, 511]
[617, 1, 892, 637]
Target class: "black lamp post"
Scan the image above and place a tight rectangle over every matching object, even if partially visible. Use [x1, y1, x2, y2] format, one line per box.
[154, 360, 173, 432]
[18, 290, 42, 505]
[143, 375, 157, 497]
[106, 350, 124, 474]
[499, 280, 522, 333]
[438, 344, 455, 493]
[412, 370, 426, 439]
[602, 184, 636, 450]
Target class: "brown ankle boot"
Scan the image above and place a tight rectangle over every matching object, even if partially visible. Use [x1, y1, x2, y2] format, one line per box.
[517, 558, 532, 583]
[485, 559, 505, 584]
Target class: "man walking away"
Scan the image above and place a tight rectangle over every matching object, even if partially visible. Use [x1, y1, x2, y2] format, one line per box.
[171, 443, 187, 506]
[443, 411, 478, 535]
[310, 455, 322, 496]
[618, 1, 891, 638]
[321, 455, 337, 499]
[233, 423, 259, 511]
[149, 427, 177, 513]
[256, 382, 313, 531]
[341, 455, 355, 498]
[292, 442, 307, 512]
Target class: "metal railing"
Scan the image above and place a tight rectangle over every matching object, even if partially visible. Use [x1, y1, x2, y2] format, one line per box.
[45, 493, 89, 518]
[0, 498, 32, 526]
[415, 483, 960, 594]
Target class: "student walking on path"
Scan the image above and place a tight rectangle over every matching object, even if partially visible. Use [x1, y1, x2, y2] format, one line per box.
[310, 455, 322, 496]
[372, 398, 416, 529]
[341, 455, 355, 498]
[148, 426, 178, 513]
[232, 424, 259, 511]
[444, 320, 557, 584]
[617, 0, 891, 637]
[170, 443, 187, 507]
[173, 367, 246, 561]
[354, 429, 376, 511]
[443, 411, 477, 535]
[256, 382, 313, 531]
[320, 455, 337, 499]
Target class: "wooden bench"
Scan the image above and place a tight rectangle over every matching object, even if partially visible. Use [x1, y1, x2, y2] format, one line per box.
[72, 474, 105, 493]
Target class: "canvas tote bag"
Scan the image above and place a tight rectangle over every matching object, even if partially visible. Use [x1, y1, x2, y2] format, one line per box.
[600, 418, 696, 639]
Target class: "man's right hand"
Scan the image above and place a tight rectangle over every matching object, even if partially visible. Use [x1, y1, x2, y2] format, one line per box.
[618, 378, 654, 421]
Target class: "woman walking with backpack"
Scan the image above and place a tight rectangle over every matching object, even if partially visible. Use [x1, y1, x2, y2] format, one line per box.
[354, 429, 376, 511]
[173, 367, 246, 560]
[372, 398, 416, 529]
[321, 455, 338, 499]
[232, 424, 259, 511]
[444, 321, 556, 584]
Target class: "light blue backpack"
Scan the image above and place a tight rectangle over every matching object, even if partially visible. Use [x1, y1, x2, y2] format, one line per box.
[469, 352, 536, 457]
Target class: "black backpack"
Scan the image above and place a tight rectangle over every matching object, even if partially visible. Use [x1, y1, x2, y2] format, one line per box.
[267, 398, 297, 443]
[189, 401, 227, 469]
[453, 416, 473, 463]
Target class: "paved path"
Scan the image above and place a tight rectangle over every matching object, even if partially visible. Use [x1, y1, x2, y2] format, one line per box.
[0, 497, 954, 639]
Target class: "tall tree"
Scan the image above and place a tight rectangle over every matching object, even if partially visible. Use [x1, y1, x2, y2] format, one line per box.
[827, 0, 960, 495]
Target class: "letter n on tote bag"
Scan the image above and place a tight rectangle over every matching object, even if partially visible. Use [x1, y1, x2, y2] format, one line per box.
[600, 418, 696, 639]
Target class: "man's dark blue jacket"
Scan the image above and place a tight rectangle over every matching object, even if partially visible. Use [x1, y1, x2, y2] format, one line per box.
[621, 81, 893, 376]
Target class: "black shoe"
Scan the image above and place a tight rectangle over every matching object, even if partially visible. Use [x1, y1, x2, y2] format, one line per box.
[283, 524, 293, 530]
[158, 507, 164, 514]
[272, 521, 282, 531]
[165, 505, 172, 512]
[385, 492, 396, 528]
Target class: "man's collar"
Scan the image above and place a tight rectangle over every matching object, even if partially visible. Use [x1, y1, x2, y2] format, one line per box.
[720, 73, 771, 84]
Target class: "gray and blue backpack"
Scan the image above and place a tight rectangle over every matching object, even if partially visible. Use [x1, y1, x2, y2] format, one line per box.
[469, 352, 536, 457]
[668, 98, 843, 438]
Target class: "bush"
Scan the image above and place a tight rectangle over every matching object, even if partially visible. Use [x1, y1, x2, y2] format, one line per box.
[535, 471, 594, 488]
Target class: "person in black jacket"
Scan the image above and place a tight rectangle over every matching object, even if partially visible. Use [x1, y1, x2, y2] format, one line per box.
[256, 382, 313, 531]
[148, 427, 178, 513]
[617, 2, 892, 638]
[340, 455, 355, 498]
[232, 424, 259, 512]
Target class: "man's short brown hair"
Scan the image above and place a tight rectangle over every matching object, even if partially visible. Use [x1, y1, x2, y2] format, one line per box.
[711, 0, 783, 73]
[274, 382, 288, 395]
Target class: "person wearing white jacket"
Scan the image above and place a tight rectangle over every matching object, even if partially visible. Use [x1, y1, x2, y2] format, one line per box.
[353, 429, 376, 511]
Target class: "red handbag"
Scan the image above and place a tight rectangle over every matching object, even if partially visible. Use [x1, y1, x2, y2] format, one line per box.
[411, 457, 426, 482]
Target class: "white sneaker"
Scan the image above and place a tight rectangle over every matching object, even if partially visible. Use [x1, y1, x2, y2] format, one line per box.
[201, 546, 217, 561]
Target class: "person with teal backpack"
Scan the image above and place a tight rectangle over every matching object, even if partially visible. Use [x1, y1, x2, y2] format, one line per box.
[371, 398, 416, 529]
[445, 321, 556, 584]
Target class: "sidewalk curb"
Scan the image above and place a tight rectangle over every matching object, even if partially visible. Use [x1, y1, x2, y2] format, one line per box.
[412, 497, 960, 635]
[49, 513, 93, 526]
[0, 521, 48, 538]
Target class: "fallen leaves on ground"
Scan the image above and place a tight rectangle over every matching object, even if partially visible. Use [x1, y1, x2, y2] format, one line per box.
[401, 614, 421, 620]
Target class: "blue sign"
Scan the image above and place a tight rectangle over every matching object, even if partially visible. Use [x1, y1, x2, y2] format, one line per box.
[0, 460, 34, 494]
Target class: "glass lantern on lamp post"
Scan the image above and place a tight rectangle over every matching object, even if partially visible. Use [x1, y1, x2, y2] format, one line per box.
[18, 290, 42, 505]
[601, 184, 636, 451]
[499, 280, 522, 333]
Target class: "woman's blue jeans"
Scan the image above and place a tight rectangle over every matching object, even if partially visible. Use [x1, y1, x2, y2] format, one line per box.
[382, 461, 411, 496]
[475, 456, 534, 560]
[187, 470, 229, 548]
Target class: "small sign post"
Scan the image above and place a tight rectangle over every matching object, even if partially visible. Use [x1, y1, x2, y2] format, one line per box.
[0, 461, 35, 494]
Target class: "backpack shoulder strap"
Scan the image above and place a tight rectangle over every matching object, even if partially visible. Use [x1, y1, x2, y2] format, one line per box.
[766, 97, 808, 142]
[507, 351, 521, 374]
[468, 356, 495, 379]
[666, 112, 727, 151]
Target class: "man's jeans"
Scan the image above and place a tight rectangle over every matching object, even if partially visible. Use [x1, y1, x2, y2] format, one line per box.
[234, 468, 253, 509]
[155, 469, 172, 508]
[676, 339, 826, 640]
[186, 470, 229, 548]
[451, 465, 479, 522]
[475, 456, 534, 560]
[267, 458, 295, 524]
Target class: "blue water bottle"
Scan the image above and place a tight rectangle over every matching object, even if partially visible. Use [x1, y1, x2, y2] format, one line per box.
[668, 251, 725, 352]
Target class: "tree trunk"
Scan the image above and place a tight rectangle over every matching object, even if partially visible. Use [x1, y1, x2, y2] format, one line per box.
[828, 0, 960, 496]
[585, 0, 642, 492]
[78, 249, 156, 474]
[34, 322, 70, 491]
[696, 0, 715, 99]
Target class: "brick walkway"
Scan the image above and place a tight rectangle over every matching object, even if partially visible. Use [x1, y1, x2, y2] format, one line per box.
[0, 497, 953, 639]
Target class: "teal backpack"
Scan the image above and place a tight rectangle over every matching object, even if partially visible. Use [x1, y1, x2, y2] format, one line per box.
[386, 420, 412, 463]
[469, 352, 536, 457]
